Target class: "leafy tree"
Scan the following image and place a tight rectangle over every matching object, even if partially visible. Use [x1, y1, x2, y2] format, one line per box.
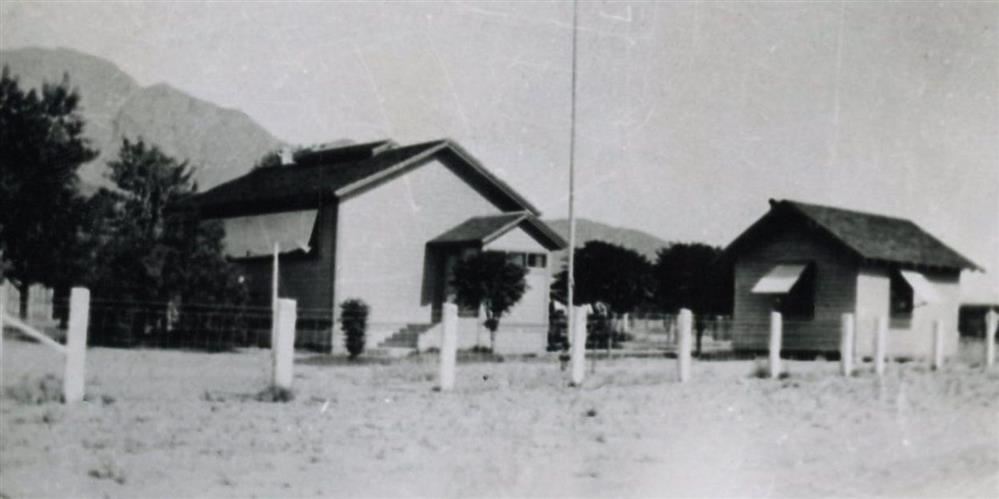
[551, 241, 654, 314]
[341, 299, 369, 359]
[88, 138, 245, 304]
[451, 251, 528, 351]
[0, 67, 98, 316]
[652, 242, 730, 315]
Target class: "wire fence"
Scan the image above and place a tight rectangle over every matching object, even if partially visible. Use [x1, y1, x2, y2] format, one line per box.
[87, 299, 335, 352]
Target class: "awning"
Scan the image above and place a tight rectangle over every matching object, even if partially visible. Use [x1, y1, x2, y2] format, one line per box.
[218, 210, 318, 259]
[752, 264, 809, 294]
[899, 270, 941, 305]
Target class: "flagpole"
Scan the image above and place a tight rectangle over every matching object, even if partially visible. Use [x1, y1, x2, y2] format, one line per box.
[566, 0, 579, 355]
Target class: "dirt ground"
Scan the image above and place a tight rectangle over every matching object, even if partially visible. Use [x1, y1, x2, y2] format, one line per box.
[1, 340, 997, 498]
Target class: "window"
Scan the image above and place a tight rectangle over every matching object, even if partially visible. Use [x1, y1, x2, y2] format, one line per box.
[527, 253, 547, 269]
[890, 270, 914, 318]
[506, 252, 527, 267]
[775, 264, 815, 320]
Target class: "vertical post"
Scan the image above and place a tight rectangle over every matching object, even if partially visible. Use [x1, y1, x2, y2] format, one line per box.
[874, 316, 887, 376]
[439, 303, 458, 391]
[271, 242, 279, 349]
[769, 311, 782, 379]
[985, 309, 997, 370]
[63, 287, 89, 403]
[840, 313, 855, 377]
[931, 319, 944, 371]
[0, 281, 6, 382]
[570, 306, 588, 386]
[677, 309, 692, 382]
[272, 298, 296, 390]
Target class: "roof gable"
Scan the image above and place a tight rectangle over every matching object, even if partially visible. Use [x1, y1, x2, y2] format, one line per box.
[722, 199, 979, 271]
[429, 212, 567, 251]
[191, 139, 540, 218]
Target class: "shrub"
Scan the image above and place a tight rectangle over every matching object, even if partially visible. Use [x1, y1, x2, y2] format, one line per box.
[341, 298, 369, 359]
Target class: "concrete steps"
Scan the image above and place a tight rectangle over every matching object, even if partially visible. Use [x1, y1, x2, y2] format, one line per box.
[378, 323, 435, 349]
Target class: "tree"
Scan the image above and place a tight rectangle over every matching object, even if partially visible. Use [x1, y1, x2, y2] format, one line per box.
[551, 241, 654, 314]
[89, 138, 245, 305]
[0, 66, 98, 316]
[652, 242, 730, 315]
[451, 251, 528, 351]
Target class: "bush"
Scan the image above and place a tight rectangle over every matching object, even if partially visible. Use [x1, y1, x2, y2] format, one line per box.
[340, 298, 369, 359]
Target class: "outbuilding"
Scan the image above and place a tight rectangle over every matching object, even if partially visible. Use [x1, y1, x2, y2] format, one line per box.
[720, 199, 979, 358]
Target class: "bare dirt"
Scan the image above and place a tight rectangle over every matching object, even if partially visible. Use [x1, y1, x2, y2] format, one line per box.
[2, 340, 997, 498]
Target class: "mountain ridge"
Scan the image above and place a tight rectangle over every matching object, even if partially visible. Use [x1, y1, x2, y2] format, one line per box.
[0, 46, 283, 189]
[543, 218, 670, 262]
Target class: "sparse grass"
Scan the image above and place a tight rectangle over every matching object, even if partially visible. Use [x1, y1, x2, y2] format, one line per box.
[88, 456, 127, 485]
[4, 374, 63, 404]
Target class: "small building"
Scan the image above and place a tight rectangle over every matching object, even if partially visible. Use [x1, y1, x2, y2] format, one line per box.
[191, 139, 565, 354]
[958, 272, 999, 338]
[720, 199, 979, 358]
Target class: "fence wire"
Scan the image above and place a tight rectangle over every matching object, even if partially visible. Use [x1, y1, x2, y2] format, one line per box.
[86, 299, 334, 352]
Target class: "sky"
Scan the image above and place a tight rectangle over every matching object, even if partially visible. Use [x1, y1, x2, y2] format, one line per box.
[2, 1, 997, 292]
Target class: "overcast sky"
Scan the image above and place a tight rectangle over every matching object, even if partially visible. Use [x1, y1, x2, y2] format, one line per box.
[2, 1, 997, 287]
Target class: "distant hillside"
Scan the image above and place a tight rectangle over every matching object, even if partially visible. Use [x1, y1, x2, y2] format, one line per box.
[544, 218, 670, 262]
[0, 47, 282, 189]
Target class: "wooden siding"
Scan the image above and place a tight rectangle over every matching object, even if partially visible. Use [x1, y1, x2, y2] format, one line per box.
[334, 158, 505, 324]
[854, 266, 961, 359]
[733, 225, 858, 352]
[231, 203, 337, 312]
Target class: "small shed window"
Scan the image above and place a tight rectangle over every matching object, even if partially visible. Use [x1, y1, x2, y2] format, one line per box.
[890, 270, 914, 318]
[776, 264, 815, 320]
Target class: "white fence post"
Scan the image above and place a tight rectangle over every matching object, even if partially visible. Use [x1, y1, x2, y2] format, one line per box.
[769, 311, 782, 379]
[874, 316, 887, 377]
[570, 306, 588, 386]
[439, 303, 458, 391]
[840, 313, 854, 377]
[63, 287, 89, 403]
[677, 309, 692, 382]
[272, 298, 296, 390]
[931, 319, 944, 371]
[985, 309, 997, 370]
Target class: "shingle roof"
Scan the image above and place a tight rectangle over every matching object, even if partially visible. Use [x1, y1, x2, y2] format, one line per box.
[771, 199, 979, 271]
[429, 212, 567, 250]
[191, 139, 540, 217]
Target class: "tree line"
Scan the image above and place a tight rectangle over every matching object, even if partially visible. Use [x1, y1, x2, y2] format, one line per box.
[551, 240, 732, 316]
[0, 67, 244, 317]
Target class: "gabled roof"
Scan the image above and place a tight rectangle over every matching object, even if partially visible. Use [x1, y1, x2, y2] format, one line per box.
[191, 139, 540, 218]
[429, 212, 567, 251]
[721, 199, 980, 272]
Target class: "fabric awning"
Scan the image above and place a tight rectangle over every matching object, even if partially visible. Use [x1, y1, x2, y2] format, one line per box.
[899, 270, 941, 305]
[218, 210, 318, 258]
[752, 264, 809, 294]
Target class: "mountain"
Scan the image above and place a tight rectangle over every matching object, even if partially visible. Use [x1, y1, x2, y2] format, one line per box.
[0, 47, 282, 189]
[544, 218, 670, 262]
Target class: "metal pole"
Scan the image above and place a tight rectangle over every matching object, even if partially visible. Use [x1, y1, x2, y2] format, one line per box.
[566, 0, 579, 361]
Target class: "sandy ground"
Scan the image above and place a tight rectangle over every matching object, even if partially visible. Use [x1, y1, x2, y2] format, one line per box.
[1, 340, 997, 498]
